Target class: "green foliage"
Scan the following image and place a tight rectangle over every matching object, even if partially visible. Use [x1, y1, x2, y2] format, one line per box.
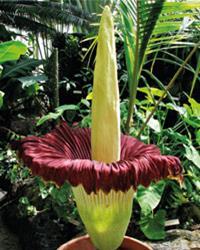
[140, 209, 166, 240]
[1, 58, 44, 79]
[0, 41, 27, 64]
[0, 144, 30, 184]
[184, 145, 200, 169]
[0, 52, 46, 117]
[64, 0, 114, 32]
[36, 178, 81, 225]
[119, 85, 200, 238]
[17, 74, 48, 88]
[0, 1, 92, 35]
[36, 104, 79, 126]
[136, 181, 166, 213]
[187, 97, 200, 117]
[36, 92, 92, 126]
[0, 90, 4, 108]
[0, 2, 199, 242]
[18, 196, 38, 217]
[136, 181, 166, 240]
[119, 0, 200, 132]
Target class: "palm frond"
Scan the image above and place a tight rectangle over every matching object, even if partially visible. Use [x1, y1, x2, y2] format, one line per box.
[148, 1, 200, 50]
[119, 0, 200, 133]
[64, 0, 115, 32]
[0, 14, 56, 35]
[0, 0, 93, 35]
[1, 58, 44, 79]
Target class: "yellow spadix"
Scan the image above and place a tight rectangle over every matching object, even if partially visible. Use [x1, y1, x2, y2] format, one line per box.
[91, 5, 120, 163]
[72, 6, 134, 250]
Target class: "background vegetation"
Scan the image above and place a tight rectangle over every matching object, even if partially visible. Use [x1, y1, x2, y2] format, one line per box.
[0, 0, 199, 248]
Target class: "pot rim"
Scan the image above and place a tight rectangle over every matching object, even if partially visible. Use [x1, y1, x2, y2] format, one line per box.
[57, 234, 153, 250]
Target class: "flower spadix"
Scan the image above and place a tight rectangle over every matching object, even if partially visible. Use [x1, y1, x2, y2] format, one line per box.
[73, 6, 133, 250]
[91, 6, 120, 164]
[13, 5, 182, 250]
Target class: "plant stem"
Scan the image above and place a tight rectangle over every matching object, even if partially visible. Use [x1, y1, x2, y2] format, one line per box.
[190, 51, 200, 97]
[137, 43, 199, 138]
[49, 48, 59, 111]
[125, 0, 140, 134]
[45, 48, 60, 126]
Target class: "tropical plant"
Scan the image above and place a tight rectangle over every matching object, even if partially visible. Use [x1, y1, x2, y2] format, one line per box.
[0, 0, 91, 34]
[13, 7, 182, 250]
[119, 0, 200, 133]
[0, 40, 27, 64]
[0, 0, 94, 60]
[65, 0, 115, 32]
[122, 84, 200, 238]
[0, 53, 46, 130]
[0, 40, 27, 108]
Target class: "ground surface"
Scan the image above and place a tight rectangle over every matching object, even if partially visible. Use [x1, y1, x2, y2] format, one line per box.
[0, 213, 22, 250]
[0, 190, 22, 250]
[148, 229, 200, 250]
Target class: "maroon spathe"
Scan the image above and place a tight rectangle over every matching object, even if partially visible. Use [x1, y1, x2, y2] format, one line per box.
[15, 121, 182, 194]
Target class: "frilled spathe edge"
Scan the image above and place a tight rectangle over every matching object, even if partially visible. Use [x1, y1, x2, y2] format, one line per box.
[13, 121, 182, 194]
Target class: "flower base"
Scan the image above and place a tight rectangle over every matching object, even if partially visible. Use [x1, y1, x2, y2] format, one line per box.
[57, 235, 152, 250]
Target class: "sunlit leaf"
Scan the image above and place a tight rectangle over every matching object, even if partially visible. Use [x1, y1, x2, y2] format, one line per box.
[37, 105, 79, 126]
[86, 92, 93, 100]
[0, 41, 27, 64]
[183, 103, 192, 115]
[136, 181, 166, 212]
[56, 104, 79, 113]
[0, 90, 4, 108]
[18, 74, 48, 88]
[188, 97, 200, 117]
[166, 103, 186, 116]
[37, 112, 62, 126]
[146, 112, 161, 132]
[184, 145, 200, 169]
[196, 129, 200, 146]
[138, 87, 166, 103]
[140, 209, 166, 240]
[184, 116, 200, 128]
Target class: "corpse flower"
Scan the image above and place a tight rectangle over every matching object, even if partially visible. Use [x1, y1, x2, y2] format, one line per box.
[14, 6, 182, 250]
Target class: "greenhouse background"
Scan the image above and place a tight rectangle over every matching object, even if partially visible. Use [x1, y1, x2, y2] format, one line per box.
[0, 1, 199, 250]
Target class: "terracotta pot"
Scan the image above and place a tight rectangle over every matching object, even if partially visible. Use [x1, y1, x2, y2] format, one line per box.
[57, 235, 153, 250]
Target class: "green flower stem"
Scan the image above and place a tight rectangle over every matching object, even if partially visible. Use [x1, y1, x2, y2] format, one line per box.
[72, 186, 134, 250]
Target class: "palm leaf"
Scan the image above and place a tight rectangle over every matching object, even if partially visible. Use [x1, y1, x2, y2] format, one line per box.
[1, 59, 44, 79]
[0, 0, 92, 34]
[119, 0, 200, 132]
[65, 0, 114, 32]
[0, 14, 56, 35]
[120, 0, 165, 131]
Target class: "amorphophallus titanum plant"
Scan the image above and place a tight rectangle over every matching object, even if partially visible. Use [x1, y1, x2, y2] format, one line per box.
[14, 6, 182, 250]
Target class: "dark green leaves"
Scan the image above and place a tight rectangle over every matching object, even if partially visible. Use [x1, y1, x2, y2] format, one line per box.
[136, 181, 166, 240]
[17, 74, 48, 88]
[140, 209, 166, 240]
[0, 1, 92, 34]
[37, 104, 79, 126]
[1, 58, 44, 79]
